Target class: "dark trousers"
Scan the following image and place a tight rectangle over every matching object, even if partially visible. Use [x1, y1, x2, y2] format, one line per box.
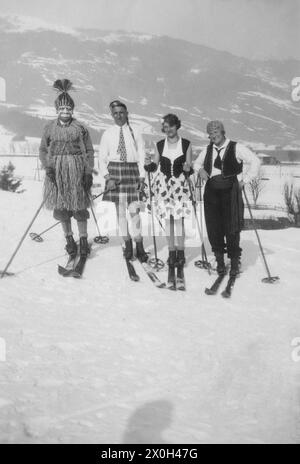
[204, 180, 242, 259]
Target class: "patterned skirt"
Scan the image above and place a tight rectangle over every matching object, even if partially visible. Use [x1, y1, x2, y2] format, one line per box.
[149, 170, 192, 220]
[103, 162, 140, 205]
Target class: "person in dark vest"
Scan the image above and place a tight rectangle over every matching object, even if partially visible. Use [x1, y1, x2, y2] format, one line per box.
[144, 114, 193, 289]
[39, 79, 94, 259]
[194, 120, 260, 277]
[98, 100, 148, 262]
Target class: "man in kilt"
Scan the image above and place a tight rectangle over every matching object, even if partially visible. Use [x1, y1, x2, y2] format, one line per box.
[99, 100, 148, 261]
[39, 79, 94, 259]
[194, 120, 260, 277]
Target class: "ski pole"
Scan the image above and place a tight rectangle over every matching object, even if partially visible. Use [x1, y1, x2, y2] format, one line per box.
[92, 180, 121, 200]
[87, 194, 109, 244]
[194, 175, 209, 269]
[186, 176, 211, 273]
[147, 171, 164, 270]
[1, 197, 48, 278]
[92, 188, 111, 201]
[29, 221, 60, 242]
[242, 188, 279, 283]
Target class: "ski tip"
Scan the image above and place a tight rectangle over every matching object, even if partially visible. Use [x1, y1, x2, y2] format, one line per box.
[205, 288, 216, 295]
[167, 285, 177, 291]
[58, 265, 67, 275]
[72, 272, 82, 279]
[0, 271, 15, 278]
[221, 291, 231, 298]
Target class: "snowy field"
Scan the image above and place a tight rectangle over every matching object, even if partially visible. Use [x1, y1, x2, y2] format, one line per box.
[2, 153, 300, 209]
[0, 179, 300, 444]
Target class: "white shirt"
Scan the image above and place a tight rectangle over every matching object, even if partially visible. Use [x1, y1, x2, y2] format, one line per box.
[162, 137, 184, 163]
[193, 138, 260, 184]
[98, 123, 146, 178]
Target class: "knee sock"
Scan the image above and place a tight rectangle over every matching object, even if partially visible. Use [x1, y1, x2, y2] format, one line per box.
[77, 220, 88, 238]
[61, 219, 72, 237]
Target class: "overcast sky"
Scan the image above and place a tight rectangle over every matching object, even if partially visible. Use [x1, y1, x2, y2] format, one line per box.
[0, 0, 299, 60]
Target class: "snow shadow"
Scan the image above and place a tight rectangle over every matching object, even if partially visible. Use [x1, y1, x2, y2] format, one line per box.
[122, 400, 173, 444]
[184, 240, 213, 266]
[240, 239, 260, 271]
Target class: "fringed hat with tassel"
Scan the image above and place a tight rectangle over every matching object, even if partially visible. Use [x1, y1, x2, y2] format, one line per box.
[53, 79, 75, 110]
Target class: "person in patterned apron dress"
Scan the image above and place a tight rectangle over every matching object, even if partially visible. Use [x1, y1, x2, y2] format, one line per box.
[99, 100, 148, 262]
[144, 114, 193, 287]
[39, 79, 94, 259]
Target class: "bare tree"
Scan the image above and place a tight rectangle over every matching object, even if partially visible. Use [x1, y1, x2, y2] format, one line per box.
[247, 168, 265, 207]
[283, 182, 300, 226]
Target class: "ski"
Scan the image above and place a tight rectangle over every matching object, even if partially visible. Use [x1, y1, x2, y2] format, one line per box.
[167, 266, 176, 291]
[58, 254, 77, 277]
[176, 268, 186, 291]
[72, 256, 87, 279]
[205, 272, 227, 295]
[0, 270, 15, 277]
[167, 280, 176, 291]
[138, 259, 166, 289]
[125, 258, 140, 282]
[221, 275, 237, 298]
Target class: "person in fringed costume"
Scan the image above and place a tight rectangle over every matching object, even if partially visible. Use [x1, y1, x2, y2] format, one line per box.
[39, 79, 94, 259]
[194, 120, 260, 277]
[144, 114, 193, 288]
[99, 100, 148, 262]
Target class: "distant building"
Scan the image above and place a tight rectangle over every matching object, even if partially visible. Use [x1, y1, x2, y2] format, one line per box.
[257, 153, 280, 165]
[260, 149, 300, 163]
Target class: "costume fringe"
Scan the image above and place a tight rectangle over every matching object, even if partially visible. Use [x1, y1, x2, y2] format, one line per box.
[44, 154, 88, 211]
[43, 120, 90, 211]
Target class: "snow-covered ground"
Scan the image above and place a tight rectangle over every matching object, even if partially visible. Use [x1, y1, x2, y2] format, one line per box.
[0, 180, 300, 444]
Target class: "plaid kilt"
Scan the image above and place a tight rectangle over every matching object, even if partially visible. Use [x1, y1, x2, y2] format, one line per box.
[103, 162, 140, 205]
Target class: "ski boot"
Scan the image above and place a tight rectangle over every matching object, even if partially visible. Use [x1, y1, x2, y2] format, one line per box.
[136, 240, 149, 263]
[167, 250, 176, 290]
[79, 236, 90, 258]
[65, 235, 77, 259]
[215, 252, 226, 276]
[123, 238, 133, 260]
[176, 250, 186, 291]
[229, 256, 241, 277]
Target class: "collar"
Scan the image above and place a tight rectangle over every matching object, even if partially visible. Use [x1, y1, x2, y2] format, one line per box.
[57, 118, 73, 127]
[114, 123, 128, 129]
[213, 138, 229, 151]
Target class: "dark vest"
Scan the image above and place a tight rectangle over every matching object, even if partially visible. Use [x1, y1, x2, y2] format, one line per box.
[204, 141, 243, 178]
[157, 138, 190, 179]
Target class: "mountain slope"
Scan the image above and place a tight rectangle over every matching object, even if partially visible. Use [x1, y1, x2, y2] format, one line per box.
[0, 14, 299, 148]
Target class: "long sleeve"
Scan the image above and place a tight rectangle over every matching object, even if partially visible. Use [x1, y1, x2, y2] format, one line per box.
[136, 130, 146, 178]
[83, 128, 95, 173]
[98, 131, 110, 178]
[236, 144, 261, 184]
[193, 148, 207, 174]
[39, 125, 51, 169]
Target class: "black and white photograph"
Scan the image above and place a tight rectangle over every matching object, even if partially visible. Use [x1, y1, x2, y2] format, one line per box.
[0, 0, 299, 446]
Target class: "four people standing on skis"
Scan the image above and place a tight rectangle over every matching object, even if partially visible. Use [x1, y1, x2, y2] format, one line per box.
[39, 82, 261, 284]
